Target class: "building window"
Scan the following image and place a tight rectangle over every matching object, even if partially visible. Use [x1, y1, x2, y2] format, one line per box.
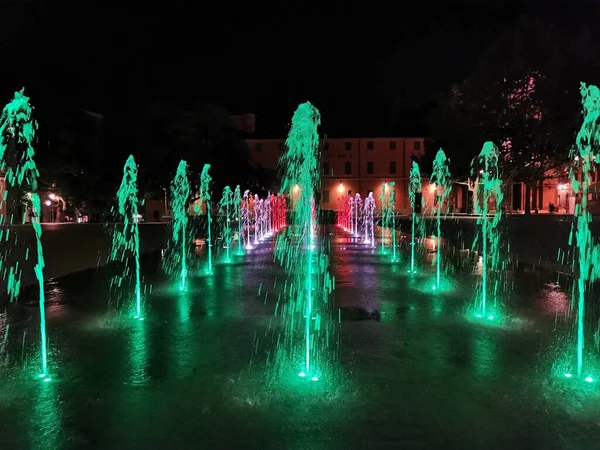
[255, 143, 262, 151]
[345, 141, 351, 151]
[389, 141, 396, 150]
[367, 161, 374, 174]
[344, 161, 352, 174]
[367, 141, 373, 150]
[390, 161, 396, 174]
[414, 140, 421, 150]
[367, 189, 373, 195]
[322, 190, 330, 203]
[323, 162, 330, 175]
[348, 190, 352, 196]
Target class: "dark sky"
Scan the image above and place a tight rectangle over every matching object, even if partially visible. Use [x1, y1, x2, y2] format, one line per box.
[0, 0, 596, 137]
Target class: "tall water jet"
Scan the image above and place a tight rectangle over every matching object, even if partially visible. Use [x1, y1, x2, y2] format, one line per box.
[109, 155, 143, 319]
[0, 90, 50, 379]
[388, 182, 397, 262]
[234, 185, 243, 254]
[265, 193, 272, 236]
[430, 149, 452, 290]
[242, 190, 251, 249]
[273, 102, 335, 381]
[471, 142, 503, 320]
[200, 164, 213, 275]
[354, 193, 362, 239]
[380, 182, 397, 260]
[164, 160, 191, 291]
[218, 186, 234, 263]
[567, 83, 600, 380]
[408, 161, 422, 273]
[254, 194, 260, 245]
[363, 191, 375, 247]
[348, 196, 355, 235]
[380, 183, 388, 253]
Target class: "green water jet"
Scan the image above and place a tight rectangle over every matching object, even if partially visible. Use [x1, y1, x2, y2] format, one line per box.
[219, 186, 234, 263]
[0, 90, 49, 379]
[168, 160, 191, 290]
[234, 185, 243, 254]
[273, 102, 335, 382]
[430, 149, 452, 290]
[568, 82, 600, 380]
[200, 164, 213, 275]
[109, 155, 143, 319]
[408, 162, 422, 273]
[471, 142, 503, 319]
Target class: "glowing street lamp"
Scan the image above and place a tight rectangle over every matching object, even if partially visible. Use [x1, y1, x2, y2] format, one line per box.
[337, 182, 344, 193]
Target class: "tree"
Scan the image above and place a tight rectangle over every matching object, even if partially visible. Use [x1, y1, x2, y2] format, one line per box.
[133, 101, 251, 198]
[429, 16, 599, 212]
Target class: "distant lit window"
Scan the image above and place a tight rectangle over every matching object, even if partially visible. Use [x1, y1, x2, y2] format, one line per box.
[255, 143, 262, 151]
[323, 162, 330, 175]
[367, 161, 374, 174]
[414, 141, 421, 151]
[345, 161, 352, 174]
[367, 141, 374, 150]
[322, 190, 330, 203]
[390, 161, 396, 174]
[389, 141, 396, 150]
[345, 141, 351, 151]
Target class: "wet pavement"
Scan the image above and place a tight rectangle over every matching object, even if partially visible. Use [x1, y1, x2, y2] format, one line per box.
[1, 227, 599, 449]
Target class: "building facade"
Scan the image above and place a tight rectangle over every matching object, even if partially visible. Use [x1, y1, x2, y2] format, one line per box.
[246, 136, 426, 213]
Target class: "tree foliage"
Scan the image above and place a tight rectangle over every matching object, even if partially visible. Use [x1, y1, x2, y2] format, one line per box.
[429, 17, 598, 182]
[133, 101, 251, 198]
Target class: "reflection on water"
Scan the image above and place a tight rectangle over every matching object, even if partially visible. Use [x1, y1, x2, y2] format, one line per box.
[29, 381, 62, 450]
[0, 230, 599, 448]
[128, 319, 149, 385]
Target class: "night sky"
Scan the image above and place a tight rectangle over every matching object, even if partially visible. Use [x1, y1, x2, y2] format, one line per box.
[0, 0, 595, 137]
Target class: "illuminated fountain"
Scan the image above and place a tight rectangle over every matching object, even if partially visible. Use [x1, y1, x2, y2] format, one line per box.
[353, 193, 362, 239]
[0, 90, 50, 380]
[380, 183, 389, 253]
[562, 82, 600, 382]
[336, 194, 349, 231]
[109, 155, 143, 319]
[408, 161, 422, 273]
[273, 193, 287, 231]
[200, 164, 213, 275]
[380, 182, 397, 261]
[265, 193, 272, 236]
[349, 196, 355, 235]
[470, 142, 503, 320]
[363, 191, 375, 247]
[163, 160, 191, 291]
[234, 185, 243, 255]
[254, 194, 260, 245]
[218, 186, 234, 263]
[272, 102, 335, 382]
[242, 190, 251, 249]
[430, 149, 452, 290]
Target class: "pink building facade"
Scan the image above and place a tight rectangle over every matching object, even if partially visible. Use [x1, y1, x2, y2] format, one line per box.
[246, 136, 426, 213]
